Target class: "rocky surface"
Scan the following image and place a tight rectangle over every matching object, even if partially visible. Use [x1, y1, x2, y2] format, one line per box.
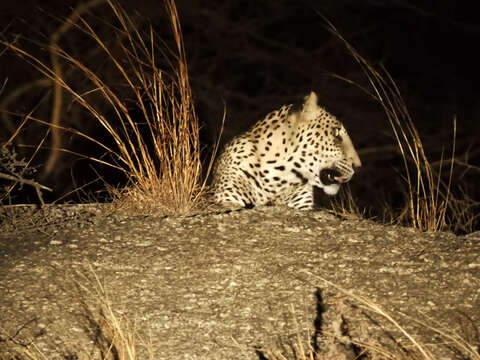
[1, 204, 479, 359]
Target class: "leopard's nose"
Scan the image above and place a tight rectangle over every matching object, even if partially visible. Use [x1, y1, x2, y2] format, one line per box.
[352, 157, 361, 169]
[349, 152, 361, 169]
[342, 134, 361, 168]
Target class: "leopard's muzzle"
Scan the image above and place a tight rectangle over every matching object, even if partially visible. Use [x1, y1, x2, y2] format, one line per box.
[319, 160, 358, 196]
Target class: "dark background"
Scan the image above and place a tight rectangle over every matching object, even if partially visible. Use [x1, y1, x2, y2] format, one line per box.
[1, 0, 479, 230]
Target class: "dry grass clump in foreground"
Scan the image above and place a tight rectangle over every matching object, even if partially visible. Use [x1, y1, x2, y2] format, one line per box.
[74, 270, 155, 360]
[260, 271, 480, 360]
[1, 268, 153, 360]
[1, 0, 204, 215]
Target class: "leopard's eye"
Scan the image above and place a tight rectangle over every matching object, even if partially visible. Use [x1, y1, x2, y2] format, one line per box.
[333, 127, 342, 142]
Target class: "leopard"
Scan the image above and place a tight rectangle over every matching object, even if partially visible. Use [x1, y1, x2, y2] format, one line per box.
[211, 91, 361, 210]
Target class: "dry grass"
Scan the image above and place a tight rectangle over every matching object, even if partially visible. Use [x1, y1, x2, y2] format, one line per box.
[328, 184, 366, 219]
[261, 270, 480, 360]
[0, 267, 153, 360]
[1, 0, 204, 215]
[73, 268, 155, 360]
[321, 18, 464, 232]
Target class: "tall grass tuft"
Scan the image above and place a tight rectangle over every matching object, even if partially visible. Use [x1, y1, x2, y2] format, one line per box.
[2, 0, 203, 215]
[323, 19, 458, 232]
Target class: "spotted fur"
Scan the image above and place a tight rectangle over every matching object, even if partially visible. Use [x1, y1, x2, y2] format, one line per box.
[211, 92, 361, 209]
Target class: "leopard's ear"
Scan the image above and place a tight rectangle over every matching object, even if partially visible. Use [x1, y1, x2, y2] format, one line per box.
[303, 91, 318, 111]
[301, 91, 319, 120]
